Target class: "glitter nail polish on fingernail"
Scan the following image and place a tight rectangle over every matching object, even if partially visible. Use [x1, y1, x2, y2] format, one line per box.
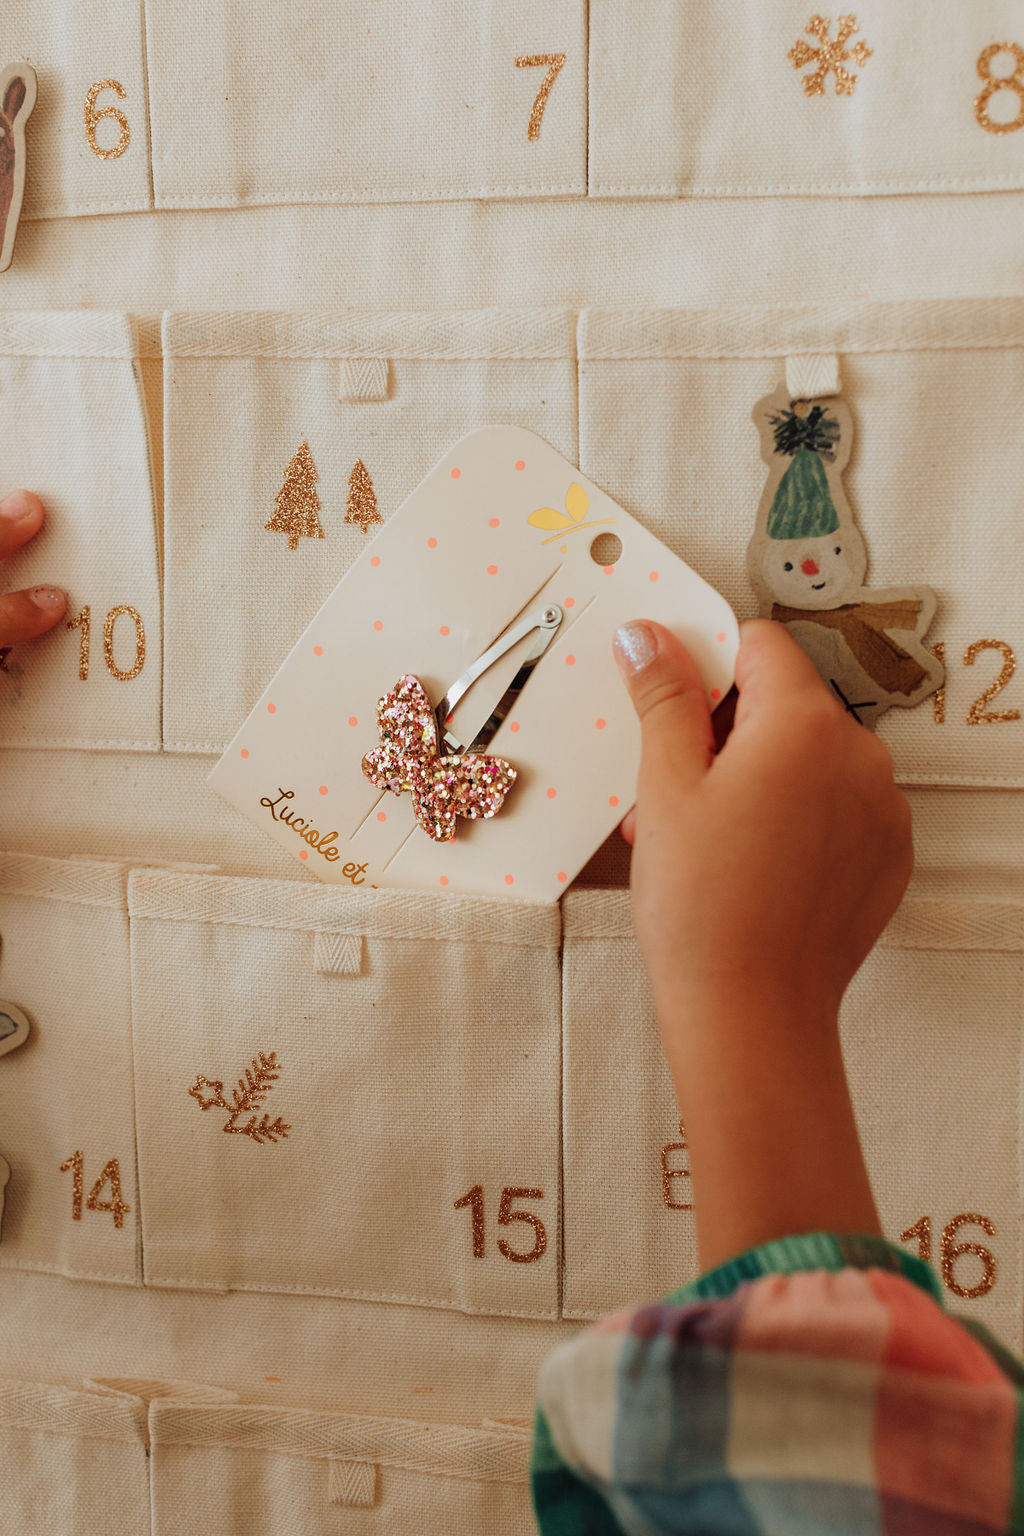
[0, 490, 33, 522]
[29, 586, 64, 610]
[614, 622, 658, 674]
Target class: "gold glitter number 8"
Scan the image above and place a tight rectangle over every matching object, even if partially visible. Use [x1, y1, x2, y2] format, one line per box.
[453, 1183, 547, 1263]
[84, 79, 131, 160]
[514, 54, 566, 141]
[900, 1212, 997, 1299]
[975, 43, 1024, 135]
[67, 603, 145, 682]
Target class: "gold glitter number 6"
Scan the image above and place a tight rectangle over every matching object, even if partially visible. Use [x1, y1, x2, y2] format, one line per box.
[67, 603, 145, 682]
[453, 1183, 547, 1263]
[60, 1150, 131, 1229]
[514, 54, 566, 141]
[964, 639, 1020, 724]
[900, 1212, 997, 1299]
[84, 79, 131, 160]
[975, 43, 1024, 135]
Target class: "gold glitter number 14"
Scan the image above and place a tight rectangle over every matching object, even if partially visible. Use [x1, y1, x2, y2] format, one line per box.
[899, 1212, 996, 1299]
[60, 1150, 131, 1229]
[67, 604, 146, 682]
[454, 1183, 547, 1263]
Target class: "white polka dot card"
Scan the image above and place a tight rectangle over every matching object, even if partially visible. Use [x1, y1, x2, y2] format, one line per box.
[208, 427, 738, 901]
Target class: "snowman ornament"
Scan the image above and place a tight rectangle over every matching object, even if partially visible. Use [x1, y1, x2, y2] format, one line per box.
[747, 385, 944, 727]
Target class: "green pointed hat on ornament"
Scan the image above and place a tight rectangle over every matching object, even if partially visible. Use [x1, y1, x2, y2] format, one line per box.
[766, 404, 842, 542]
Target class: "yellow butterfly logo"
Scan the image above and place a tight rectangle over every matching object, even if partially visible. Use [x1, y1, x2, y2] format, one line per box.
[527, 481, 616, 545]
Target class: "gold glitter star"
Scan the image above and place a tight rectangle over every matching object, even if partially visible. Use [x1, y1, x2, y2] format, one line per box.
[789, 14, 872, 97]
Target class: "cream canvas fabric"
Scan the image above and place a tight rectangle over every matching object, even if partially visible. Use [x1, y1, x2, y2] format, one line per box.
[7, 2, 151, 222]
[561, 888, 1024, 1354]
[144, 0, 586, 209]
[161, 309, 578, 753]
[589, 4, 1024, 197]
[0, 852, 139, 1286]
[0, 311, 160, 751]
[578, 301, 1024, 786]
[128, 867, 561, 1318]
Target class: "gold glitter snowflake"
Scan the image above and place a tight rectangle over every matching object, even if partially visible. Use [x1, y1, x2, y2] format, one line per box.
[788, 14, 872, 97]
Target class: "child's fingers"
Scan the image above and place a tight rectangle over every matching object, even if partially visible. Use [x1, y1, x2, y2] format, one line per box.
[732, 616, 840, 720]
[0, 489, 45, 560]
[613, 620, 715, 792]
[0, 585, 67, 647]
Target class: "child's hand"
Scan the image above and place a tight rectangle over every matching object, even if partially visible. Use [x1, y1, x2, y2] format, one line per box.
[0, 491, 66, 656]
[612, 617, 903, 1266]
[614, 616, 911, 1028]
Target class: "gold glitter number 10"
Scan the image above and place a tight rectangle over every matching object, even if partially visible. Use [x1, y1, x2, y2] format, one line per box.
[454, 1183, 547, 1263]
[67, 604, 146, 682]
[900, 1212, 996, 1299]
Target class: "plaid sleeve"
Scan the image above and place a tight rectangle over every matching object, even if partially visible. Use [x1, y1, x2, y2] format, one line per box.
[531, 1231, 1024, 1535]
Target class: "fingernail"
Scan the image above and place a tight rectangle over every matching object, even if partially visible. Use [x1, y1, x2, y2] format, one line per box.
[29, 586, 64, 611]
[0, 490, 33, 523]
[614, 621, 658, 674]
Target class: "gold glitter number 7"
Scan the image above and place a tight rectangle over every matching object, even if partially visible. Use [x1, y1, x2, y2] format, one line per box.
[514, 54, 566, 141]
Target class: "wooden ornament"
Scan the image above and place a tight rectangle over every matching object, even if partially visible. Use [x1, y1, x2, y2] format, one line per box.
[0, 63, 37, 274]
[0, 1154, 9, 1240]
[0, 1000, 30, 1058]
[747, 385, 944, 727]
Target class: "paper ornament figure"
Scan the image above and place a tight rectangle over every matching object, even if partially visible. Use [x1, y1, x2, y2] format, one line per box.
[344, 458, 383, 533]
[0, 63, 35, 274]
[747, 387, 944, 727]
[0, 1001, 31, 1241]
[265, 441, 326, 551]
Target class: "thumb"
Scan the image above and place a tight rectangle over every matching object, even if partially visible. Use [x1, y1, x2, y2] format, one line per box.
[613, 620, 715, 792]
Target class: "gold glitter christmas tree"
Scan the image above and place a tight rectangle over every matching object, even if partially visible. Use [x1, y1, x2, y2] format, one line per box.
[344, 457, 382, 534]
[265, 441, 326, 551]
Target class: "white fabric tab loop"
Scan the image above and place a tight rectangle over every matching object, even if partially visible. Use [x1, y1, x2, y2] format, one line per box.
[785, 353, 841, 401]
[339, 357, 390, 402]
[327, 1458, 377, 1506]
[313, 930, 363, 976]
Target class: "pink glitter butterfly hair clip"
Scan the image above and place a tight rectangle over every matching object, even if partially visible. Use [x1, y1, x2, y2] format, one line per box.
[361, 604, 563, 842]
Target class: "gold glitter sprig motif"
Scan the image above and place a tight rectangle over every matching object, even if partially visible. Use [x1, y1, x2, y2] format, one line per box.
[344, 458, 382, 534]
[788, 15, 872, 97]
[266, 441, 326, 552]
[188, 1050, 291, 1144]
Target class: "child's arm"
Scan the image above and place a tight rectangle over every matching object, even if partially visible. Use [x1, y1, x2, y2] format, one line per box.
[612, 616, 902, 1268]
[0, 490, 67, 652]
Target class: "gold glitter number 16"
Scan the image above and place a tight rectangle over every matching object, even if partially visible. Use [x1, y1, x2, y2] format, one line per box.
[900, 1212, 996, 1299]
[67, 604, 146, 682]
[454, 1183, 547, 1263]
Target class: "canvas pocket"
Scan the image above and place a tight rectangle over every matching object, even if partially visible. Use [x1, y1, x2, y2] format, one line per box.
[578, 300, 1024, 786]
[588, 5, 1024, 198]
[0, 312, 160, 751]
[561, 888, 1024, 1354]
[144, 1, 585, 210]
[127, 867, 560, 1318]
[149, 1399, 534, 1536]
[0, 852, 139, 1284]
[160, 308, 579, 753]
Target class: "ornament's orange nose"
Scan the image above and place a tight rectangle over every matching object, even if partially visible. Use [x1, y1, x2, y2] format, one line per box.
[801, 558, 820, 576]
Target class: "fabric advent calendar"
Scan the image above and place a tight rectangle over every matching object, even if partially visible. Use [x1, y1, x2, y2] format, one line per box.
[1, 6, 1024, 1533]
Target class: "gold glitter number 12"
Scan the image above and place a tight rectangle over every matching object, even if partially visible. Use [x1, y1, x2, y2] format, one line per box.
[899, 1212, 996, 1299]
[66, 604, 146, 682]
[454, 1183, 547, 1263]
[514, 54, 566, 141]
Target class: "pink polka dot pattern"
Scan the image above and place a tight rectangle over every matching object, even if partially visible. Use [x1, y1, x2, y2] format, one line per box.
[596, 718, 606, 730]
[565, 654, 576, 666]
[439, 875, 449, 887]
[716, 632, 726, 643]
[427, 538, 437, 549]
[649, 571, 659, 582]
[504, 874, 514, 886]
[440, 624, 450, 636]
[557, 871, 567, 883]
[267, 703, 276, 714]
[547, 787, 557, 799]
[489, 517, 500, 528]
[347, 716, 358, 727]
[603, 564, 614, 575]
[299, 850, 308, 860]
[487, 564, 498, 575]
[370, 555, 380, 567]
[377, 811, 387, 823]
[240, 748, 249, 759]
[565, 596, 575, 608]
[319, 785, 328, 796]
[373, 620, 383, 631]
[515, 459, 526, 471]
[313, 645, 323, 656]
[711, 687, 722, 701]
[509, 721, 520, 733]
[608, 795, 619, 807]
[450, 467, 461, 480]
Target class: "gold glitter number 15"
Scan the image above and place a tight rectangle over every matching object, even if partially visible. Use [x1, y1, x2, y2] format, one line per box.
[67, 604, 146, 682]
[900, 1212, 996, 1299]
[454, 1183, 547, 1263]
